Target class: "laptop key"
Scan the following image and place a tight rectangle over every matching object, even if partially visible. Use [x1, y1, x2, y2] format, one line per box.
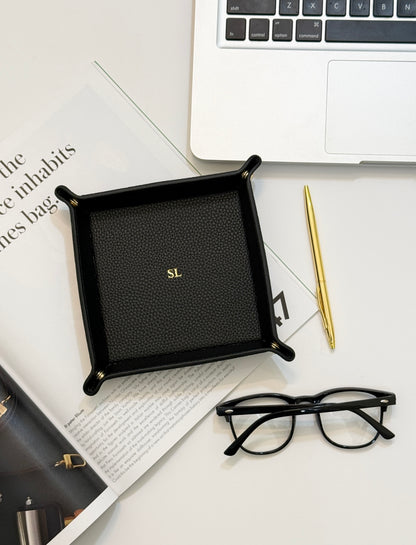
[279, 0, 300, 14]
[227, 0, 276, 14]
[303, 0, 323, 15]
[350, 0, 370, 16]
[249, 18, 270, 39]
[326, 20, 416, 41]
[226, 18, 247, 40]
[296, 19, 322, 40]
[397, 0, 416, 16]
[373, 0, 394, 16]
[326, 0, 347, 15]
[272, 18, 293, 39]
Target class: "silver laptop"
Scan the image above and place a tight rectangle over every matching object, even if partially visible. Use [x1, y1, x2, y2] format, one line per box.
[190, 0, 416, 164]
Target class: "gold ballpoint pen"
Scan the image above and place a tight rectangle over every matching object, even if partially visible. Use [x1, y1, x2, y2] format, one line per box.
[304, 185, 335, 349]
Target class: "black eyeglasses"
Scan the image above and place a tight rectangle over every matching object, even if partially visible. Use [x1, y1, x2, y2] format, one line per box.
[216, 387, 396, 456]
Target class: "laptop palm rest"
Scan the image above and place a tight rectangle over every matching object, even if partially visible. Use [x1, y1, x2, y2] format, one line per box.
[325, 60, 416, 157]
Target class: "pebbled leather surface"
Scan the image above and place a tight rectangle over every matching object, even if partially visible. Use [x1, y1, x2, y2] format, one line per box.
[89, 190, 262, 363]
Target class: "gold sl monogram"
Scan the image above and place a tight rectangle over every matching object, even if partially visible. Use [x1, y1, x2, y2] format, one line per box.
[167, 268, 183, 279]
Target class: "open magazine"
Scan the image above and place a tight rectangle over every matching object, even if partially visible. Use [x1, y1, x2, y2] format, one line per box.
[0, 63, 317, 544]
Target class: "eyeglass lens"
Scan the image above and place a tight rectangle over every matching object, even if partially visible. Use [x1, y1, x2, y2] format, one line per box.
[230, 396, 293, 454]
[318, 390, 382, 448]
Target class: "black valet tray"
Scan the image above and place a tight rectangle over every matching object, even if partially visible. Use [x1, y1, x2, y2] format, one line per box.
[55, 156, 294, 395]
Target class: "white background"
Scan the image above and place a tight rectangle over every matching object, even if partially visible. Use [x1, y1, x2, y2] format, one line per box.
[2, 2, 416, 544]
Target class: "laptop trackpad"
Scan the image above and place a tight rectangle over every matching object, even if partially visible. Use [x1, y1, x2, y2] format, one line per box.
[325, 60, 416, 156]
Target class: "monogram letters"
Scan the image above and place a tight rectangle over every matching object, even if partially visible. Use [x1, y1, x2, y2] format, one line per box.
[167, 268, 183, 279]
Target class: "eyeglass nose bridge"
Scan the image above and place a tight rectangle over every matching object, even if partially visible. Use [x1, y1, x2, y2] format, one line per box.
[294, 395, 317, 404]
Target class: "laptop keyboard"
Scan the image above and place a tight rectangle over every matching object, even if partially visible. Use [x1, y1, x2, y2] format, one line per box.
[221, 0, 416, 47]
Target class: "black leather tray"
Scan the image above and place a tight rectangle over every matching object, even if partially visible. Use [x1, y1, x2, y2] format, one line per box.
[56, 156, 294, 395]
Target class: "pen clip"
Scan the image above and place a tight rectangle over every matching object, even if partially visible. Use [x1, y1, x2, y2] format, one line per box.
[316, 285, 327, 328]
[316, 284, 335, 349]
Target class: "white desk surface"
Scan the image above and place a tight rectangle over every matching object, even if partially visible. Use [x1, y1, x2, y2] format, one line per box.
[2, 2, 416, 544]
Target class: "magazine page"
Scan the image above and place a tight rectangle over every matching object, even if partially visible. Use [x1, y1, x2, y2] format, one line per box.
[0, 63, 317, 501]
[0, 63, 203, 423]
[0, 359, 117, 545]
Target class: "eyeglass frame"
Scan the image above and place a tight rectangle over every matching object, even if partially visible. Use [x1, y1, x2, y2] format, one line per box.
[216, 387, 396, 456]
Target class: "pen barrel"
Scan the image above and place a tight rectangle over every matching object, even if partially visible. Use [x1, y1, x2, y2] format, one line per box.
[316, 282, 332, 326]
[309, 230, 326, 284]
[304, 186, 335, 349]
[304, 189, 325, 284]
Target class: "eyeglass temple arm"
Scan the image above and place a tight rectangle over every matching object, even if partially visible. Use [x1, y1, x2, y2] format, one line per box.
[224, 414, 274, 456]
[223, 412, 276, 456]
[351, 408, 395, 439]
[221, 406, 394, 456]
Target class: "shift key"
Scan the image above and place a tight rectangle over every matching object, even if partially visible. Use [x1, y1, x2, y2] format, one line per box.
[227, 0, 276, 14]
